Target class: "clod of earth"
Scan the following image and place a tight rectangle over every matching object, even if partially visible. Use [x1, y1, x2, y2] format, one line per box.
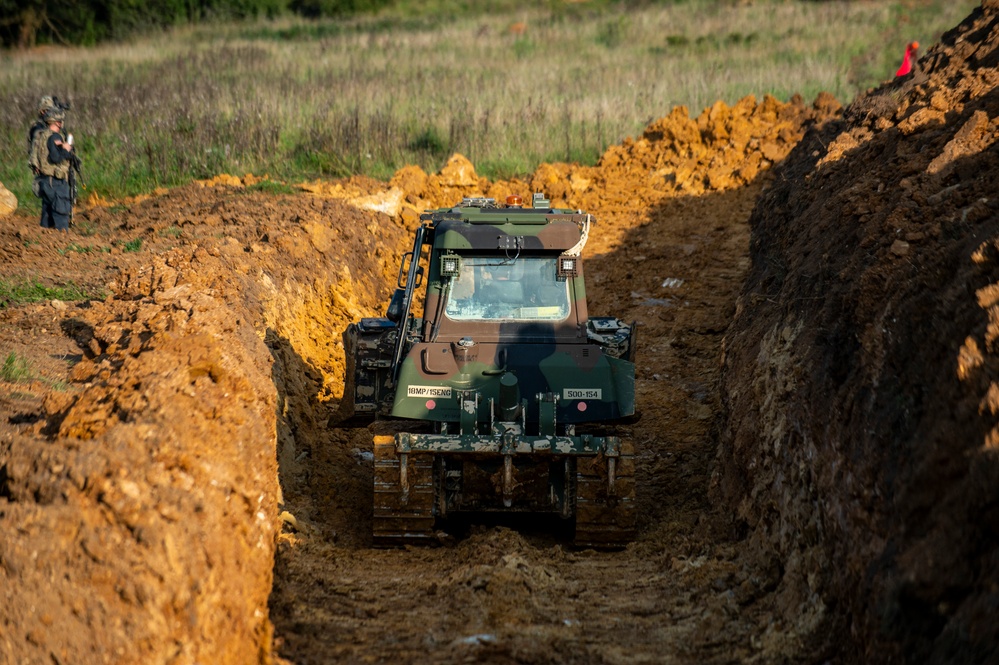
[0, 181, 17, 218]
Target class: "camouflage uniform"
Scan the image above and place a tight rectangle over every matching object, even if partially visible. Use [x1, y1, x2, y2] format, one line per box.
[31, 108, 73, 231]
[27, 96, 56, 175]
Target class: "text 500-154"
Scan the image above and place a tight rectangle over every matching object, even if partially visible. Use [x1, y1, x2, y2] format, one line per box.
[563, 388, 602, 400]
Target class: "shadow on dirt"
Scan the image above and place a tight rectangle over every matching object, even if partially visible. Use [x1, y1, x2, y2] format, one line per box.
[266, 325, 375, 547]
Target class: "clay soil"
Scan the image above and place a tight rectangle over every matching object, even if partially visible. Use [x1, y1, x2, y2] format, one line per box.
[1, 3, 998, 664]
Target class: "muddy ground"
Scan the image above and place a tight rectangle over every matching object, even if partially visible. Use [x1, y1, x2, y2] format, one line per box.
[1, 2, 998, 664]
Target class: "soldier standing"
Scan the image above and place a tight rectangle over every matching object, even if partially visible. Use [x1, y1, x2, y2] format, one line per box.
[30, 107, 75, 232]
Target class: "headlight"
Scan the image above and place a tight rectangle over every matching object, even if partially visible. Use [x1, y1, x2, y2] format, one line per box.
[440, 253, 462, 277]
[557, 255, 578, 278]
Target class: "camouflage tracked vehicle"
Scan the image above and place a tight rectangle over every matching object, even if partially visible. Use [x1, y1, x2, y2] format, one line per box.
[336, 193, 637, 547]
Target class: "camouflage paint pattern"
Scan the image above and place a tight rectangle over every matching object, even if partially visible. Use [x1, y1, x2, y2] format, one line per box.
[337, 200, 636, 433]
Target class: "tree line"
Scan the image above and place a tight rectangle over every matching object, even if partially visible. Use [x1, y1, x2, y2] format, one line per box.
[0, 0, 394, 47]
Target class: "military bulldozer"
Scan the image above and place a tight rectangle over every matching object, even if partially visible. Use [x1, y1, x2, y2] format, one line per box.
[335, 193, 638, 547]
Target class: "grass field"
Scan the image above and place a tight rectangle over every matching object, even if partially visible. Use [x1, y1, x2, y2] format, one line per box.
[0, 0, 979, 208]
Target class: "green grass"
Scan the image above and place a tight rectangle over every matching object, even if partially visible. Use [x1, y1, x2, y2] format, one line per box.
[74, 219, 101, 236]
[245, 179, 297, 195]
[58, 242, 110, 255]
[1, 352, 34, 382]
[159, 225, 183, 237]
[0, 278, 102, 306]
[121, 238, 143, 252]
[0, 0, 978, 208]
[1, 351, 70, 390]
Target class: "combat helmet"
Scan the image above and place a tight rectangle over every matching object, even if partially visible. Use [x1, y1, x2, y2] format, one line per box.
[43, 107, 65, 123]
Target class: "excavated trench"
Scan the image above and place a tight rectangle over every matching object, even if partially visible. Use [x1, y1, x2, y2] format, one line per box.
[269, 182, 777, 664]
[3, 5, 999, 662]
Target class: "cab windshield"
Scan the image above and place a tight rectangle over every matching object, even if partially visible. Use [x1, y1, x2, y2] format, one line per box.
[444, 256, 570, 321]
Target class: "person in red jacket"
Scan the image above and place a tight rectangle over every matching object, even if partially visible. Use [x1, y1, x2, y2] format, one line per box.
[896, 41, 920, 77]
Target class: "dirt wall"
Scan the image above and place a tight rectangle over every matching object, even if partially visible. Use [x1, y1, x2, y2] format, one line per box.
[0, 249, 281, 664]
[0, 184, 406, 663]
[718, 3, 999, 662]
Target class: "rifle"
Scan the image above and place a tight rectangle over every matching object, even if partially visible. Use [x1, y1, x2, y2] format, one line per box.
[67, 151, 84, 226]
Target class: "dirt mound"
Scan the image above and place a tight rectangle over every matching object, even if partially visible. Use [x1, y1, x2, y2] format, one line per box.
[437, 528, 567, 627]
[1, 251, 280, 664]
[718, 3, 999, 662]
[356, 95, 837, 257]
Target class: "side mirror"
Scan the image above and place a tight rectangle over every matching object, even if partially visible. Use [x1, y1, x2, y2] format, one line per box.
[386, 289, 405, 323]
